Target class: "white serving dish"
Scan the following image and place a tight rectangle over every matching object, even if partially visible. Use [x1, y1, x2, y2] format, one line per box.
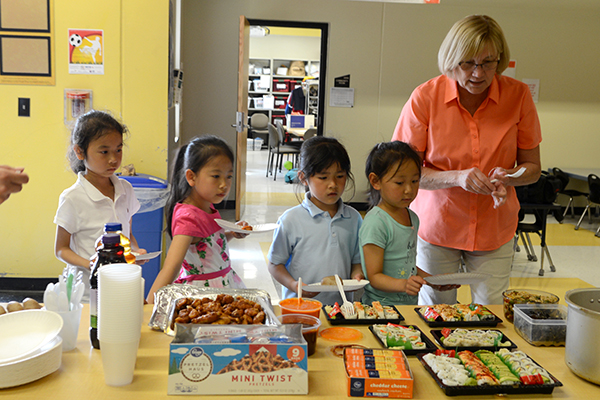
[0, 309, 63, 364]
[0, 336, 62, 388]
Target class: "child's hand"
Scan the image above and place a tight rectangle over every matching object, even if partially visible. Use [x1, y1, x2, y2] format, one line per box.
[297, 281, 319, 298]
[351, 271, 365, 281]
[406, 275, 427, 296]
[230, 221, 250, 239]
[134, 248, 148, 265]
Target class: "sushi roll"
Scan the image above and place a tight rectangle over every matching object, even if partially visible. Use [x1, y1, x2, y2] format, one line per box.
[383, 306, 399, 319]
[372, 301, 385, 318]
[354, 302, 365, 319]
[364, 305, 378, 319]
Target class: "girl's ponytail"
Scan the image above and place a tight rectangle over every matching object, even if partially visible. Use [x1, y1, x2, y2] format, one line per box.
[165, 143, 190, 237]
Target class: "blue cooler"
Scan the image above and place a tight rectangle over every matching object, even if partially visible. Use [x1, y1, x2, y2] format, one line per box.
[119, 174, 169, 298]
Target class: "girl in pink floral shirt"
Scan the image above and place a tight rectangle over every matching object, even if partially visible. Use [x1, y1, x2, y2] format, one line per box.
[146, 135, 247, 303]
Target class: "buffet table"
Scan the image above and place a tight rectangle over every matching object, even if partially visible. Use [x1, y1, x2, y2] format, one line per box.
[3, 303, 599, 399]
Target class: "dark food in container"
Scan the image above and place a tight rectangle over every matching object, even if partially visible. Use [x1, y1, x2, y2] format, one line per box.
[513, 304, 567, 346]
[502, 289, 559, 323]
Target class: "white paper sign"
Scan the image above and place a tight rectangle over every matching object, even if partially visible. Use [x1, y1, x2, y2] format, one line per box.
[522, 78, 540, 103]
[329, 88, 354, 107]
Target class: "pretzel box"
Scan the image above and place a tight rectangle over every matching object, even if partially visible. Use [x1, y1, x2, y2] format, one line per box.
[168, 324, 308, 395]
[344, 348, 414, 398]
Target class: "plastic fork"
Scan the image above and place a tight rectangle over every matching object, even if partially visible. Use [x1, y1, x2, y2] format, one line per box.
[334, 274, 356, 318]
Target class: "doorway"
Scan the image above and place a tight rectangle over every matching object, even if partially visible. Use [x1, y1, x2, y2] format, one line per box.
[247, 19, 328, 137]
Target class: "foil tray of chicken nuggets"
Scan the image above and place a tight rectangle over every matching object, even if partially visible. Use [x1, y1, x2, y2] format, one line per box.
[148, 285, 279, 335]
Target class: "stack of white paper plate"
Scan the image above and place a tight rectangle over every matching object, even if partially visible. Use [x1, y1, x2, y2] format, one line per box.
[0, 310, 63, 388]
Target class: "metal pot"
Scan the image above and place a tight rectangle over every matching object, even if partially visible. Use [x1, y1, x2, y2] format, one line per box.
[565, 288, 600, 385]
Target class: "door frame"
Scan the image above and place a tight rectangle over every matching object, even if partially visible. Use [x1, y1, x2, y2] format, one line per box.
[247, 19, 329, 136]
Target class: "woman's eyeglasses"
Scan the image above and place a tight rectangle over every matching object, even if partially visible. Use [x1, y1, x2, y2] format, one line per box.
[458, 60, 499, 72]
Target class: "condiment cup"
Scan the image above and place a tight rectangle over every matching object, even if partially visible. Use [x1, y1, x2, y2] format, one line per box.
[278, 313, 321, 356]
[279, 298, 322, 318]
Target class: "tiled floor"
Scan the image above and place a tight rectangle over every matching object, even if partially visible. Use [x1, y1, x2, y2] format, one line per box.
[227, 149, 600, 305]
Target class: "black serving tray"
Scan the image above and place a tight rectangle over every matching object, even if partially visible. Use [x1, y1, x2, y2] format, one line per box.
[368, 324, 438, 356]
[429, 329, 518, 352]
[323, 305, 404, 325]
[414, 307, 502, 327]
[417, 353, 563, 396]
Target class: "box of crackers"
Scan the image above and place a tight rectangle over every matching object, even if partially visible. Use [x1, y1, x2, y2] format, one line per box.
[168, 323, 308, 395]
[344, 348, 414, 398]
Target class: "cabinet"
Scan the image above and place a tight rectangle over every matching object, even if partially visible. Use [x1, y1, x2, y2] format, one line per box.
[248, 58, 319, 128]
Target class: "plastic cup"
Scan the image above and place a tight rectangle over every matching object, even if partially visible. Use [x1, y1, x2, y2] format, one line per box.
[279, 298, 322, 318]
[278, 313, 321, 356]
[98, 264, 142, 343]
[56, 303, 83, 352]
[100, 339, 139, 386]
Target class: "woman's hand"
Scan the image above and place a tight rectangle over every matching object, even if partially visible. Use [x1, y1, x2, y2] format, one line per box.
[491, 181, 507, 209]
[458, 167, 496, 195]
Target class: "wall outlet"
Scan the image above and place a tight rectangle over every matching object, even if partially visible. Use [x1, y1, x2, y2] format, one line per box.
[18, 98, 30, 117]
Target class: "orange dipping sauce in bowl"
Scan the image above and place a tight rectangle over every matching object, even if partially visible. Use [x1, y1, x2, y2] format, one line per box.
[279, 298, 322, 318]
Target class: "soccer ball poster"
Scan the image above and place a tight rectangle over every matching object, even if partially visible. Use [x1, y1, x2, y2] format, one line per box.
[68, 29, 104, 74]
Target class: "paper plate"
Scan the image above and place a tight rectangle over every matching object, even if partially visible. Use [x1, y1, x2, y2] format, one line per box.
[215, 219, 279, 234]
[0, 336, 62, 388]
[304, 280, 369, 293]
[319, 327, 363, 342]
[425, 272, 492, 286]
[0, 310, 63, 364]
[132, 250, 162, 261]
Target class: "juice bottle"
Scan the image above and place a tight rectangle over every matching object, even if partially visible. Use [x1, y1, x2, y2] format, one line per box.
[89, 233, 126, 349]
[95, 222, 136, 263]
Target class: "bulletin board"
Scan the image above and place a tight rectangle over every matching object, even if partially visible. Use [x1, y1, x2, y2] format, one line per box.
[0, 0, 54, 85]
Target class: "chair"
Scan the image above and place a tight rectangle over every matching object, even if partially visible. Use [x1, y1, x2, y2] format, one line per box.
[249, 113, 269, 149]
[575, 174, 600, 236]
[516, 203, 561, 276]
[303, 128, 317, 140]
[276, 119, 302, 148]
[552, 167, 588, 220]
[266, 123, 299, 181]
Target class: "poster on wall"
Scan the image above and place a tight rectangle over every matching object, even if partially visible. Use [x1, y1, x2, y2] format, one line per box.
[68, 29, 104, 74]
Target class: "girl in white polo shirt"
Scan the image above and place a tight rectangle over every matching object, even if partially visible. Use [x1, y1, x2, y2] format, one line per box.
[268, 136, 365, 305]
[54, 110, 146, 302]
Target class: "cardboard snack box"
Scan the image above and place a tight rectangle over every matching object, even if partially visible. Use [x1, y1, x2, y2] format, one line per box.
[345, 348, 414, 399]
[168, 324, 308, 395]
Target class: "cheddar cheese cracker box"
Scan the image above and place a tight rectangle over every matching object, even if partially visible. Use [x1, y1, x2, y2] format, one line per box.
[344, 348, 413, 399]
[168, 324, 308, 395]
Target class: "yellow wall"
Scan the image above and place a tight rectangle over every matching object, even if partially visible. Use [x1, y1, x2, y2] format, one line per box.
[0, 0, 169, 278]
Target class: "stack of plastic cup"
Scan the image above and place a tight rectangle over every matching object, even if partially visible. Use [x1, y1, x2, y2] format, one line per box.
[98, 263, 142, 386]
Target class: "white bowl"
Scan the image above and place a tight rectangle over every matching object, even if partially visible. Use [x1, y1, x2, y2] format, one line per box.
[0, 336, 62, 388]
[0, 309, 63, 364]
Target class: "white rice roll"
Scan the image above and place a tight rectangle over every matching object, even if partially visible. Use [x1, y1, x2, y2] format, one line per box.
[442, 378, 460, 386]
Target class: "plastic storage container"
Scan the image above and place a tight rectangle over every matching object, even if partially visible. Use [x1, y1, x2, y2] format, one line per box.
[119, 174, 168, 298]
[513, 303, 567, 346]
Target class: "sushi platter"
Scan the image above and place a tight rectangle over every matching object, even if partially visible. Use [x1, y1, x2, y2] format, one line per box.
[418, 349, 563, 396]
[324, 301, 404, 325]
[368, 323, 438, 356]
[430, 329, 518, 352]
[415, 304, 503, 327]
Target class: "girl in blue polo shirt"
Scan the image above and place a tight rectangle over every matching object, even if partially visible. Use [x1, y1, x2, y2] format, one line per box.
[268, 136, 364, 305]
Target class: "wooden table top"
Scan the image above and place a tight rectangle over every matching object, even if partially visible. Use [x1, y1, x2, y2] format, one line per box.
[3, 284, 599, 399]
